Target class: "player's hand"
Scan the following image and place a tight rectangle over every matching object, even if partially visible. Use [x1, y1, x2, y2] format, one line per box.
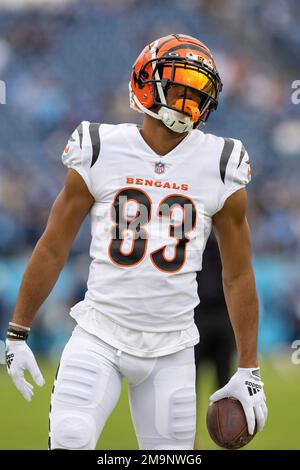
[6, 339, 45, 401]
[209, 368, 267, 435]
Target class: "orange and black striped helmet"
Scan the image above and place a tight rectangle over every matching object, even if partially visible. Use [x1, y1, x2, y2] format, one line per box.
[129, 34, 222, 131]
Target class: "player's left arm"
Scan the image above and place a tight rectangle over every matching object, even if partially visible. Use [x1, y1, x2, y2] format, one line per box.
[210, 187, 267, 434]
[212, 187, 258, 368]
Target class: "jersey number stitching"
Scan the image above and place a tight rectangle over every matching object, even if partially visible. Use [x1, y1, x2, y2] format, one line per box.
[108, 188, 197, 273]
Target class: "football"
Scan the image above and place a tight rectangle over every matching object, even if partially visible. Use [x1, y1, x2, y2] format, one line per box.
[206, 397, 256, 449]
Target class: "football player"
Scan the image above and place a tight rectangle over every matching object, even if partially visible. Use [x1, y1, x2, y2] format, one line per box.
[6, 34, 267, 450]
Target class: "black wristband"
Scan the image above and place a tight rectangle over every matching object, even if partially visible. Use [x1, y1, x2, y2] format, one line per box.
[7, 327, 29, 341]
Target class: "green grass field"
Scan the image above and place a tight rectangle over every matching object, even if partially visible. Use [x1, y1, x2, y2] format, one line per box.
[0, 356, 299, 449]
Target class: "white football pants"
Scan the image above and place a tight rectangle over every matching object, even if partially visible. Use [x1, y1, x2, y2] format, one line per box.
[49, 325, 196, 450]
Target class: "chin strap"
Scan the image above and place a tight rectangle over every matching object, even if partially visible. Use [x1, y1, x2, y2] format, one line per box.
[157, 107, 194, 133]
[129, 83, 197, 134]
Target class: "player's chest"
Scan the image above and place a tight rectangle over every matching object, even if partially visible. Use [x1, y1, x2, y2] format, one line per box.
[92, 149, 216, 217]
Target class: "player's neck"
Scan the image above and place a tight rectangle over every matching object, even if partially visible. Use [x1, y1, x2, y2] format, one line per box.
[139, 115, 189, 157]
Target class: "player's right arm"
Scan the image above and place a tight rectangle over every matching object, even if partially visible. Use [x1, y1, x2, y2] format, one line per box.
[11, 169, 94, 327]
[6, 169, 94, 400]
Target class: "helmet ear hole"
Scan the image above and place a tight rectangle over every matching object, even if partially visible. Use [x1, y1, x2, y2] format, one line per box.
[140, 69, 149, 80]
[137, 69, 149, 88]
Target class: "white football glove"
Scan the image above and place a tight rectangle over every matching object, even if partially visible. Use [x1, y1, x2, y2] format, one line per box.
[6, 339, 45, 401]
[209, 368, 267, 435]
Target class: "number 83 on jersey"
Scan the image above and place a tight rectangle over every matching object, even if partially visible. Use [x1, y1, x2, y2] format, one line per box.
[108, 187, 200, 273]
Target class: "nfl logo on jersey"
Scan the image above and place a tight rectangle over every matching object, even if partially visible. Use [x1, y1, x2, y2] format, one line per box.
[155, 161, 165, 174]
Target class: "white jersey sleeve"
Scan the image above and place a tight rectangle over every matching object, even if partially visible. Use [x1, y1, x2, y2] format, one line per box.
[216, 138, 251, 212]
[61, 121, 101, 196]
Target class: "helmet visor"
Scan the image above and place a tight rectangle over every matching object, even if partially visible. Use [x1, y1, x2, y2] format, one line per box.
[161, 62, 217, 99]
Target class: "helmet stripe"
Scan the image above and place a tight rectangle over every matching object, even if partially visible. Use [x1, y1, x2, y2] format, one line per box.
[164, 43, 213, 59]
[156, 35, 179, 53]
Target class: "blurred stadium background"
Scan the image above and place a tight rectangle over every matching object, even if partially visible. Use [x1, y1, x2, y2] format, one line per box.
[0, 0, 300, 450]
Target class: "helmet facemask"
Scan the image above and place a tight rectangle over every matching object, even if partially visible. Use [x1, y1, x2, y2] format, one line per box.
[134, 56, 222, 133]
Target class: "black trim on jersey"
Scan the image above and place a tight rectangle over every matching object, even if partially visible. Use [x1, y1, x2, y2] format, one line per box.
[77, 122, 83, 149]
[220, 138, 235, 183]
[89, 122, 101, 168]
[237, 145, 246, 169]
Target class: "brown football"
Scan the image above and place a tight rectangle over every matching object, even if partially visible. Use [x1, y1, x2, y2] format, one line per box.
[206, 397, 256, 449]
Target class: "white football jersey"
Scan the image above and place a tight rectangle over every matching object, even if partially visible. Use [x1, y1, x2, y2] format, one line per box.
[62, 121, 251, 357]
